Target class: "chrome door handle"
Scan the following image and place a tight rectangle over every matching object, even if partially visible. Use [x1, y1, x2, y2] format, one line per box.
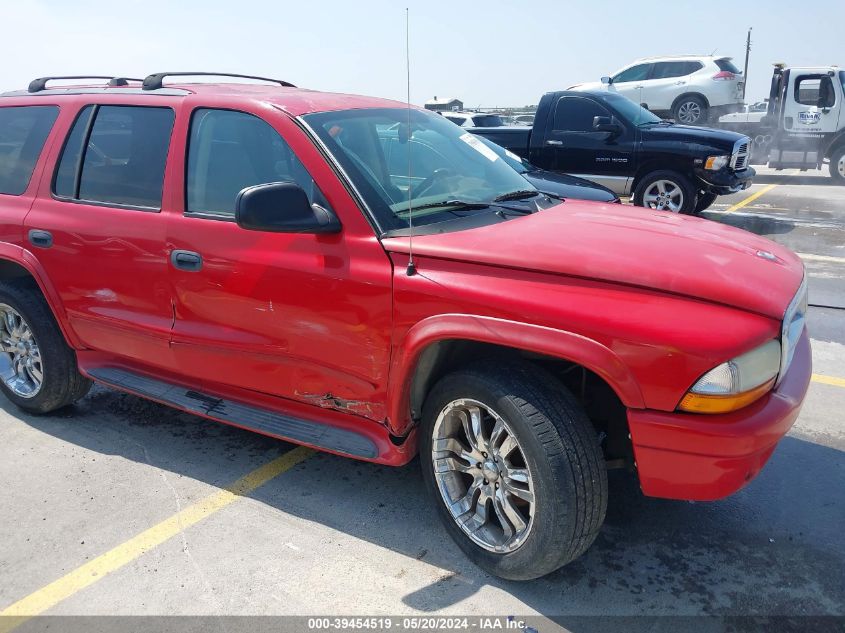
[546, 140, 563, 146]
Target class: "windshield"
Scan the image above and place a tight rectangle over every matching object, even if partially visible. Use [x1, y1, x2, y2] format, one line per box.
[602, 92, 663, 126]
[304, 108, 536, 232]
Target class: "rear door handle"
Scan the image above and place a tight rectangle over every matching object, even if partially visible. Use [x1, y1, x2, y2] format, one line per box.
[170, 250, 203, 272]
[28, 229, 53, 249]
[546, 140, 564, 146]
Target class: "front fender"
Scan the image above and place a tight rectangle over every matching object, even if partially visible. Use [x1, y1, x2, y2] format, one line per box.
[0, 242, 82, 349]
[386, 313, 645, 436]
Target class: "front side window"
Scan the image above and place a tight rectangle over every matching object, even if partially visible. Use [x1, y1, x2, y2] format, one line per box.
[794, 75, 836, 108]
[54, 105, 174, 208]
[186, 108, 324, 218]
[553, 97, 611, 132]
[304, 108, 535, 232]
[0, 106, 59, 196]
[612, 63, 651, 83]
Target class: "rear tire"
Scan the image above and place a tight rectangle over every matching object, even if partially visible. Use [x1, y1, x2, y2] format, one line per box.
[672, 95, 708, 125]
[633, 170, 697, 214]
[829, 146, 845, 184]
[0, 280, 91, 414]
[419, 362, 607, 580]
[695, 192, 718, 213]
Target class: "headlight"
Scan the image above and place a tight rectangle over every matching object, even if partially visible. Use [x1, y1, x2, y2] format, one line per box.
[704, 155, 729, 170]
[778, 276, 808, 385]
[678, 339, 781, 414]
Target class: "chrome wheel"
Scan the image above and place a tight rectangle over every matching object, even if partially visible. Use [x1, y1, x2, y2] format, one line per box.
[431, 398, 535, 553]
[0, 304, 43, 399]
[643, 179, 684, 212]
[677, 100, 702, 124]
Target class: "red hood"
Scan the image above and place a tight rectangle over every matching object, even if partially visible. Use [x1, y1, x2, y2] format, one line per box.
[381, 202, 804, 319]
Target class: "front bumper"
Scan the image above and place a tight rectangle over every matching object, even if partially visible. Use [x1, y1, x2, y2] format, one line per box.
[695, 166, 756, 195]
[627, 329, 811, 501]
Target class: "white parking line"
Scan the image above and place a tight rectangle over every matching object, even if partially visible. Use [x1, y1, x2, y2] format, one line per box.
[797, 253, 845, 265]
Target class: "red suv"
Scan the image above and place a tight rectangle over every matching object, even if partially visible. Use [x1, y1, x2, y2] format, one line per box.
[0, 74, 811, 580]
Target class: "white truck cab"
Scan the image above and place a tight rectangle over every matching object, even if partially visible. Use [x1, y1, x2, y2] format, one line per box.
[718, 65, 845, 182]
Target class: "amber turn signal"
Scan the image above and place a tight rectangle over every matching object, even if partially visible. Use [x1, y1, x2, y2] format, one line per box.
[678, 378, 776, 414]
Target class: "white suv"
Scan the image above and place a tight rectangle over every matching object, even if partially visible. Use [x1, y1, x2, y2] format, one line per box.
[570, 56, 745, 125]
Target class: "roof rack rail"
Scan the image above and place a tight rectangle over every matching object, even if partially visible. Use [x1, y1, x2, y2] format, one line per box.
[28, 76, 143, 93]
[141, 72, 296, 91]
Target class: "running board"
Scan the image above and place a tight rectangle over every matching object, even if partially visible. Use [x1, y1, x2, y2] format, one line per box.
[87, 367, 379, 459]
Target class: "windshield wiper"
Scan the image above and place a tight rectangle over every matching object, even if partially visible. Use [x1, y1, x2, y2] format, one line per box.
[405, 199, 491, 213]
[494, 189, 540, 202]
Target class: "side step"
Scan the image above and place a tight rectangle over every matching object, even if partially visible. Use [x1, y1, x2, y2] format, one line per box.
[87, 367, 378, 459]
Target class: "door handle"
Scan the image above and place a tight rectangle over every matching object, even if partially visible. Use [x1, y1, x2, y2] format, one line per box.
[28, 229, 53, 249]
[546, 140, 564, 146]
[170, 250, 203, 272]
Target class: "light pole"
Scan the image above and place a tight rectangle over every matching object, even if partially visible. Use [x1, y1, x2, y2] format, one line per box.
[742, 27, 752, 101]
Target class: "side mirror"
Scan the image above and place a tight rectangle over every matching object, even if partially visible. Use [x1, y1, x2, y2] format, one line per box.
[600, 76, 612, 85]
[593, 115, 622, 134]
[235, 182, 341, 234]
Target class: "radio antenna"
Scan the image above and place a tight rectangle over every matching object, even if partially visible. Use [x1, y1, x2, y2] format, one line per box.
[405, 7, 417, 276]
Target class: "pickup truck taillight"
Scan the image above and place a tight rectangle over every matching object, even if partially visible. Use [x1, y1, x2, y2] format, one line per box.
[712, 71, 737, 81]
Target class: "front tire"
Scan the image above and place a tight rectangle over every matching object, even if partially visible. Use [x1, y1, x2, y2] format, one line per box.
[829, 146, 845, 184]
[420, 362, 607, 580]
[633, 170, 697, 214]
[0, 280, 91, 414]
[672, 95, 708, 125]
[695, 192, 718, 213]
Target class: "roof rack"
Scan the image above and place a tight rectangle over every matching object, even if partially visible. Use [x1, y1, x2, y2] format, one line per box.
[142, 72, 296, 91]
[28, 76, 143, 93]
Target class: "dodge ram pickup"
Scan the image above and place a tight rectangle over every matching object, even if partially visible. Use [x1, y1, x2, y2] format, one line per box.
[470, 90, 756, 214]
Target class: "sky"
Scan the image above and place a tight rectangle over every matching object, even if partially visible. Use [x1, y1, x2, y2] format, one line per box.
[2, 0, 843, 107]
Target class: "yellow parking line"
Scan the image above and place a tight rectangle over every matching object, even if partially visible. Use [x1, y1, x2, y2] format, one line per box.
[724, 183, 778, 213]
[812, 374, 845, 388]
[0, 446, 313, 629]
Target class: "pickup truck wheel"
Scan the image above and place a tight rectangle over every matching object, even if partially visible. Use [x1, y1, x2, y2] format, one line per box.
[0, 280, 91, 414]
[419, 363, 607, 580]
[673, 95, 708, 125]
[830, 146, 845, 184]
[633, 170, 697, 214]
[694, 192, 718, 213]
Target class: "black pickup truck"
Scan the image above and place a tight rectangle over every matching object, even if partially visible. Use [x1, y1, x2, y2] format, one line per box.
[470, 90, 755, 213]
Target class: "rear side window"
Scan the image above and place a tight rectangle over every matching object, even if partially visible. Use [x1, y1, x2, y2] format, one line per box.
[651, 61, 703, 79]
[715, 59, 741, 74]
[54, 105, 174, 209]
[186, 108, 325, 218]
[0, 106, 59, 196]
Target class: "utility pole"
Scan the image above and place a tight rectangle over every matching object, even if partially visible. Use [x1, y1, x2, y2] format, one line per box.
[742, 27, 752, 101]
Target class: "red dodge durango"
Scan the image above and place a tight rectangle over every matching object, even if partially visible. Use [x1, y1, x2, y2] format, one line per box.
[0, 73, 810, 579]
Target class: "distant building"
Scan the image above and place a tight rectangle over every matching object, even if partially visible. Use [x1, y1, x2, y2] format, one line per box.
[424, 96, 463, 112]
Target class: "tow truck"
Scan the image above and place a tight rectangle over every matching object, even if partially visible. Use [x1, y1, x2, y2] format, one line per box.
[718, 64, 845, 183]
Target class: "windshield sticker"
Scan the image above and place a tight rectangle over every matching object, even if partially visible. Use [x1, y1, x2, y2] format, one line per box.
[505, 149, 522, 162]
[459, 133, 499, 162]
